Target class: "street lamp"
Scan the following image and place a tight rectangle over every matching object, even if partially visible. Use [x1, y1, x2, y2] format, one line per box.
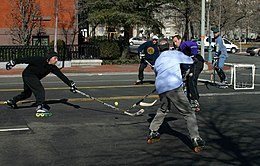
[54, 0, 59, 53]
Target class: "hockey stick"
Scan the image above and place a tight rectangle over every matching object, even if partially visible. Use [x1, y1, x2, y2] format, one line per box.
[75, 89, 144, 117]
[144, 59, 154, 68]
[127, 89, 156, 109]
[139, 99, 157, 107]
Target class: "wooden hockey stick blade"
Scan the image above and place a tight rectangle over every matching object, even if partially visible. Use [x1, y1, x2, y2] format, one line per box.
[124, 109, 144, 116]
[139, 100, 157, 107]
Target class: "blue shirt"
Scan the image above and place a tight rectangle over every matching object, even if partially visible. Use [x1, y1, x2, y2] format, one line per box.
[154, 50, 194, 94]
[215, 36, 228, 58]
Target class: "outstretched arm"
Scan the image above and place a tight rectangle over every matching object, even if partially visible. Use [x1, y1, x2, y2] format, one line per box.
[51, 66, 77, 93]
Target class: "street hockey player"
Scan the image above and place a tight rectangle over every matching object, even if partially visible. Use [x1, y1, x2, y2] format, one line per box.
[5, 51, 77, 117]
[147, 48, 205, 152]
[135, 35, 160, 85]
[172, 34, 204, 112]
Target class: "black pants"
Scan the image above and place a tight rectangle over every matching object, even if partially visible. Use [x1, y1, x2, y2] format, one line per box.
[138, 59, 153, 81]
[186, 60, 204, 101]
[12, 76, 48, 109]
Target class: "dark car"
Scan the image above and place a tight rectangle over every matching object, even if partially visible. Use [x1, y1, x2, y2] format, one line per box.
[246, 46, 260, 56]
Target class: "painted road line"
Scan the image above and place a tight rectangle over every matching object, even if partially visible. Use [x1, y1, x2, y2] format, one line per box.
[0, 84, 154, 92]
[0, 127, 30, 132]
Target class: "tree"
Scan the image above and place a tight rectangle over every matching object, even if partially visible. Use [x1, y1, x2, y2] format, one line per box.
[7, 0, 42, 45]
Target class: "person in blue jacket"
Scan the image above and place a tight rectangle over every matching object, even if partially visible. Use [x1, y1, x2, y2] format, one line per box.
[211, 27, 228, 84]
[135, 35, 160, 84]
[147, 47, 205, 148]
[147, 48, 205, 152]
[172, 34, 204, 111]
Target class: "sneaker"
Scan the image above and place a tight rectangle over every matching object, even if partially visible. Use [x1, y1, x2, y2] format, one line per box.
[147, 131, 160, 144]
[191, 137, 205, 152]
[135, 80, 143, 85]
[5, 99, 18, 109]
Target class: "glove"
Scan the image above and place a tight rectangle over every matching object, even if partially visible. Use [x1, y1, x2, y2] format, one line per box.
[139, 53, 145, 59]
[70, 80, 77, 93]
[6, 60, 16, 70]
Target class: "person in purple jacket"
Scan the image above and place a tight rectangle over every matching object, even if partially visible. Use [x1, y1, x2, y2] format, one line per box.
[147, 48, 205, 152]
[5, 51, 77, 117]
[172, 35, 204, 112]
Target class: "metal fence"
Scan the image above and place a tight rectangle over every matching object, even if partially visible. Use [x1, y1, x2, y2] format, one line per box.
[0, 45, 100, 62]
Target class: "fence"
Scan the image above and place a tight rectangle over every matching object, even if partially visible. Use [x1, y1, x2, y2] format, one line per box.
[0, 45, 100, 62]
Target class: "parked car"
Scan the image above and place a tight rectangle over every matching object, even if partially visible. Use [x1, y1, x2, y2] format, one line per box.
[197, 37, 238, 53]
[246, 46, 260, 56]
[129, 37, 147, 45]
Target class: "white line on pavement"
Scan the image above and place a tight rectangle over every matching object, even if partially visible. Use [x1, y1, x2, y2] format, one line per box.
[0, 127, 30, 132]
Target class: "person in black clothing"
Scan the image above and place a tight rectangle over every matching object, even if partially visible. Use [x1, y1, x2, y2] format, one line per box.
[135, 35, 160, 84]
[5, 51, 77, 116]
[172, 35, 204, 111]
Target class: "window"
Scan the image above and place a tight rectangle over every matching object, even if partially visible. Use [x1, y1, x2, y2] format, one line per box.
[32, 36, 49, 46]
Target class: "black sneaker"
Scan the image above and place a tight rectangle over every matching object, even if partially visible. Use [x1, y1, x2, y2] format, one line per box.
[5, 99, 18, 109]
[192, 137, 205, 152]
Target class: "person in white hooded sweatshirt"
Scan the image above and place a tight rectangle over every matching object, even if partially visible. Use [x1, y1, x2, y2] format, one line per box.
[147, 49, 205, 152]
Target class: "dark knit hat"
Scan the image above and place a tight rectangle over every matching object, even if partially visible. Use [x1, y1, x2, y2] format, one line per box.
[46, 51, 58, 61]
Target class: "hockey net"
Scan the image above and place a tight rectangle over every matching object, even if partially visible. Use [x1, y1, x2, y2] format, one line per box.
[225, 63, 256, 90]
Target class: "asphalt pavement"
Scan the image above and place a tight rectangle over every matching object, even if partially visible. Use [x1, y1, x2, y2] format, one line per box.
[0, 53, 260, 166]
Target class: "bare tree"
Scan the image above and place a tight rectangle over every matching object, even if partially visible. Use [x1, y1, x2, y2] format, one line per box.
[7, 0, 42, 45]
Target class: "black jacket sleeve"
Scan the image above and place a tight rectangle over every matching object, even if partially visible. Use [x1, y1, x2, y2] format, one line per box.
[51, 66, 72, 86]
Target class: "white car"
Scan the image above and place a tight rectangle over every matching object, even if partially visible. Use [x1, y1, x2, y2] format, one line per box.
[197, 37, 238, 53]
[129, 37, 147, 45]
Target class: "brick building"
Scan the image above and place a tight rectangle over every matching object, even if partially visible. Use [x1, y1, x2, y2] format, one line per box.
[0, 0, 78, 46]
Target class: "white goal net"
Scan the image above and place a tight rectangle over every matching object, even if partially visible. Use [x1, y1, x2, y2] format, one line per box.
[225, 63, 256, 90]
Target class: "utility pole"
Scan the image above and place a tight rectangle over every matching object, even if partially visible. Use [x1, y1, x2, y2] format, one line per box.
[201, 0, 206, 59]
[54, 0, 59, 53]
[207, 0, 212, 62]
[218, 0, 221, 31]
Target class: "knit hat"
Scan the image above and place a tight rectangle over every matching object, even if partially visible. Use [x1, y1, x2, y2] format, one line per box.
[46, 51, 58, 61]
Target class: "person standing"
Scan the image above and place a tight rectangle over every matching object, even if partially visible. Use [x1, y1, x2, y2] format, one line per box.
[172, 35, 204, 111]
[147, 49, 205, 152]
[211, 27, 228, 84]
[135, 35, 160, 84]
[5, 51, 77, 117]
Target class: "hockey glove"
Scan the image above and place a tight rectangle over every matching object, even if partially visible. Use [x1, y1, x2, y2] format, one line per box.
[70, 80, 77, 93]
[6, 60, 16, 70]
[139, 53, 145, 59]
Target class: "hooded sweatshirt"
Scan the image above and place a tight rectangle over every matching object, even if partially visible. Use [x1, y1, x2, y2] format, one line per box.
[14, 56, 71, 86]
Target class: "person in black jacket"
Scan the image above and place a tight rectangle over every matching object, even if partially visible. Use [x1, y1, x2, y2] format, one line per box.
[5, 51, 77, 117]
[135, 35, 160, 84]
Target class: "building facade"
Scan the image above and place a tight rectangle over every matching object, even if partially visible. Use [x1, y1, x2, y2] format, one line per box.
[0, 0, 78, 46]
